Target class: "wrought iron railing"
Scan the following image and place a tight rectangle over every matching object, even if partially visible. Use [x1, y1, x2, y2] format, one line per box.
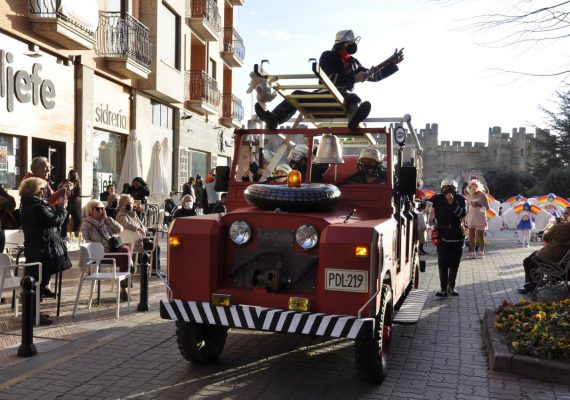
[223, 93, 244, 121]
[185, 70, 220, 107]
[29, 0, 97, 35]
[190, 0, 221, 34]
[96, 12, 152, 67]
[223, 28, 245, 63]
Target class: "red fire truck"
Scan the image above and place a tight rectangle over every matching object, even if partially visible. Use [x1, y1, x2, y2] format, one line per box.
[161, 116, 427, 383]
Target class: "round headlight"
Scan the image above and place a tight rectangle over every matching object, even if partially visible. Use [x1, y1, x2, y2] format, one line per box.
[295, 225, 319, 250]
[229, 221, 251, 245]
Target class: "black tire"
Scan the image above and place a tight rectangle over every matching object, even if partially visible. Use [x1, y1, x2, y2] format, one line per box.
[176, 321, 228, 364]
[244, 183, 341, 212]
[354, 284, 393, 384]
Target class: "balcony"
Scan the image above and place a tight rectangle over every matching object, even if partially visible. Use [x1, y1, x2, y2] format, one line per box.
[95, 12, 152, 80]
[220, 93, 244, 128]
[187, 0, 221, 42]
[28, 0, 98, 49]
[221, 28, 245, 67]
[185, 70, 220, 115]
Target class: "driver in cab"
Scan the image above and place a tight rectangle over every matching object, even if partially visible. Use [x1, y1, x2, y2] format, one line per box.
[345, 147, 386, 184]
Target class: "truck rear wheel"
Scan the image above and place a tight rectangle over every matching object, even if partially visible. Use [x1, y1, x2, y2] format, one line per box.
[354, 284, 393, 383]
[175, 321, 228, 364]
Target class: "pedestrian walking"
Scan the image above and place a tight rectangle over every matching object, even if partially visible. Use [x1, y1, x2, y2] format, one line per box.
[428, 178, 467, 297]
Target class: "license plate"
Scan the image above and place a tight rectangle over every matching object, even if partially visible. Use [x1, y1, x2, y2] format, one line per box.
[325, 269, 368, 293]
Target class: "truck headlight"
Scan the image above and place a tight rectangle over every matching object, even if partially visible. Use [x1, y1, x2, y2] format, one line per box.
[229, 221, 251, 245]
[295, 224, 319, 250]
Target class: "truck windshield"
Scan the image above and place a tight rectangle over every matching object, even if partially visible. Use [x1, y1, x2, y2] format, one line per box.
[234, 132, 388, 185]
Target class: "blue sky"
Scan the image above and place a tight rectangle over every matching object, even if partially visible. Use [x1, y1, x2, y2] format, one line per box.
[233, 0, 569, 143]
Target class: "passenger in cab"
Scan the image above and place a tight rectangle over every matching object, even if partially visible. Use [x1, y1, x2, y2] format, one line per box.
[287, 144, 309, 178]
[272, 164, 292, 183]
[344, 147, 386, 184]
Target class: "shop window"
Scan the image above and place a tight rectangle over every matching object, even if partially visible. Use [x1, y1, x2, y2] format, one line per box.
[92, 130, 126, 198]
[0, 134, 22, 189]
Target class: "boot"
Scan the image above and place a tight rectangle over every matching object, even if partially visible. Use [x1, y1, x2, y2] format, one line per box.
[448, 267, 459, 296]
[347, 101, 371, 129]
[254, 103, 278, 130]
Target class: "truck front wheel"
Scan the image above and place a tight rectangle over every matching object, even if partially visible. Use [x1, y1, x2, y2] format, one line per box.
[176, 321, 228, 364]
[354, 284, 393, 383]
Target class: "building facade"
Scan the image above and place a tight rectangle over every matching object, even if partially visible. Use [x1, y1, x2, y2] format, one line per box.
[0, 0, 244, 203]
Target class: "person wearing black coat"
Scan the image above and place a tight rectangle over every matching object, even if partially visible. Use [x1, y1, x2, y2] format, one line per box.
[125, 177, 150, 220]
[193, 175, 207, 215]
[19, 177, 71, 325]
[172, 195, 196, 219]
[254, 29, 403, 130]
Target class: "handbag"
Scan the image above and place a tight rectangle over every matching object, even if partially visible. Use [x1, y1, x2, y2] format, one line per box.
[89, 222, 123, 251]
[107, 236, 123, 251]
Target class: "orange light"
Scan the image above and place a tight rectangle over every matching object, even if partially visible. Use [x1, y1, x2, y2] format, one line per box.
[168, 236, 182, 247]
[287, 170, 302, 188]
[355, 246, 368, 257]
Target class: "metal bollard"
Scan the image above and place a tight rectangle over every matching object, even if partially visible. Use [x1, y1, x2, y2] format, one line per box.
[137, 262, 150, 312]
[17, 276, 37, 357]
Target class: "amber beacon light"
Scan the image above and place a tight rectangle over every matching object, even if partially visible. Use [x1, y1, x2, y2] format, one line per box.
[287, 170, 302, 188]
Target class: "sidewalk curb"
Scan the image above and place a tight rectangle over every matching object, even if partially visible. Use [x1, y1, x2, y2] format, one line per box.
[483, 308, 570, 386]
[0, 311, 163, 391]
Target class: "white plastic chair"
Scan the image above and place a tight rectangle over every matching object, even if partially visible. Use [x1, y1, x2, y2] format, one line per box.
[0, 253, 42, 325]
[119, 229, 154, 274]
[72, 242, 131, 319]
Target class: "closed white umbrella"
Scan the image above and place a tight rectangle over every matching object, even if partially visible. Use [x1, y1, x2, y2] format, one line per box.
[119, 129, 143, 190]
[146, 140, 169, 204]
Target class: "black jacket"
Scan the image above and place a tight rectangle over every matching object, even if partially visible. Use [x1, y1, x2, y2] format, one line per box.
[319, 50, 399, 92]
[126, 183, 150, 204]
[193, 182, 207, 208]
[20, 196, 71, 279]
[173, 207, 196, 219]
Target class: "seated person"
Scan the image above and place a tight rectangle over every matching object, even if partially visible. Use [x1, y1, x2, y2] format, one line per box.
[272, 164, 292, 183]
[116, 194, 162, 276]
[518, 206, 570, 293]
[344, 147, 386, 184]
[100, 184, 116, 202]
[80, 200, 131, 301]
[172, 195, 196, 218]
[211, 192, 228, 214]
[105, 193, 120, 219]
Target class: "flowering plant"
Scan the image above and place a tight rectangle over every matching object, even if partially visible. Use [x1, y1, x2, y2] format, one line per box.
[495, 299, 570, 361]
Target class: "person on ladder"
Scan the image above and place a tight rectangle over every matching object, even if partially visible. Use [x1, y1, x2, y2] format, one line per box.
[255, 29, 404, 130]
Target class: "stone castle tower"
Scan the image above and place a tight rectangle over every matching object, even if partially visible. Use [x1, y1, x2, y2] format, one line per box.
[416, 123, 551, 189]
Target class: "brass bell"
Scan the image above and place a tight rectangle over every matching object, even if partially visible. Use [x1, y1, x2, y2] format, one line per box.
[313, 134, 344, 164]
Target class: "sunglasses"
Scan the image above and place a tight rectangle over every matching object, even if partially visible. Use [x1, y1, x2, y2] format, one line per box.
[95, 207, 104, 211]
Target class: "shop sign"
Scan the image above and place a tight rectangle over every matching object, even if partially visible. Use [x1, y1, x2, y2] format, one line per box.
[95, 104, 127, 131]
[0, 49, 56, 112]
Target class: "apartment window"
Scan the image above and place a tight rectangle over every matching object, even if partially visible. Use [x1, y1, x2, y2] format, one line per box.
[209, 58, 217, 80]
[190, 150, 207, 178]
[151, 101, 173, 129]
[159, 3, 180, 69]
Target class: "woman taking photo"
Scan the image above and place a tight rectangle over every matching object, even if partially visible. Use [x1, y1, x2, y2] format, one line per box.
[80, 200, 131, 301]
[19, 177, 71, 325]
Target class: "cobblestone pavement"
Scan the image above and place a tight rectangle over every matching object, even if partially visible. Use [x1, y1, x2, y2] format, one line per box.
[1, 230, 569, 400]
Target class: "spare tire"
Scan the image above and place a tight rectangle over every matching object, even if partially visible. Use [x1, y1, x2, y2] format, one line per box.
[244, 183, 341, 212]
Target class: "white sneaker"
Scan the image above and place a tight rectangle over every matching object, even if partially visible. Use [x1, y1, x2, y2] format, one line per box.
[466, 252, 475, 259]
[477, 251, 485, 258]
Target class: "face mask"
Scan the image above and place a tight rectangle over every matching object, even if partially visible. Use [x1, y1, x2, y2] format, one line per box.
[346, 43, 357, 54]
[183, 202, 193, 210]
[69, 175, 77, 183]
[289, 160, 306, 174]
[125, 204, 132, 211]
[111, 200, 118, 208]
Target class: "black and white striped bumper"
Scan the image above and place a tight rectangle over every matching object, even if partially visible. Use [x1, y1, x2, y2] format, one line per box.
[160, 300, 374, 340]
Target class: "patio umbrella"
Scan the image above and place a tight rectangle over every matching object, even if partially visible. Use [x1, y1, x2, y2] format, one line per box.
[118, 129, 143, 190]
[146, 140, 169, 205]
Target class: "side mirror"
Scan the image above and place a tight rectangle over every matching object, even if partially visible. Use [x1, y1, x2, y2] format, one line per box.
[215, 166, 230, 192]
[399, 166, 417, 196]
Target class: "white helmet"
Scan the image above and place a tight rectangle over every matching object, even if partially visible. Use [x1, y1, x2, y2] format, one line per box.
[335, 29, 360, 44]
[288, 144, 309, 162]
[440, 178, 458, 190]
[358, 147, 382, 163]
[274, 163, 292, 175]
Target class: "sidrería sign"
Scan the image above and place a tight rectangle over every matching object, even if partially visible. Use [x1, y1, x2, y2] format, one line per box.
[0, 49, 56, 112]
